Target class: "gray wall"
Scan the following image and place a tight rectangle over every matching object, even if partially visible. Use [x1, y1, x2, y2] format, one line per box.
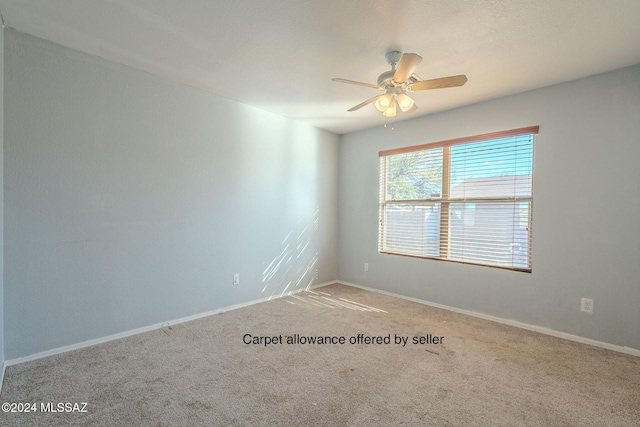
[0, 25, 4, 365]
[4, 29, 338, 359]
[338, 65, 640, 350]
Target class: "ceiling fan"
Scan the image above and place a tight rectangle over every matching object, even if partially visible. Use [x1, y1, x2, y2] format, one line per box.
[333, 51, 467, 117]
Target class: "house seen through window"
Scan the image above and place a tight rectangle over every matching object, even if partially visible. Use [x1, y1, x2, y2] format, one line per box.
[378, 126, 538, 272]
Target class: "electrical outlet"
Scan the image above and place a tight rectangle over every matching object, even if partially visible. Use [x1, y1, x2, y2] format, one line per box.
[581, 298, 593, 314]
[364, 263, 369, 272]
[233, 273, 240, 285]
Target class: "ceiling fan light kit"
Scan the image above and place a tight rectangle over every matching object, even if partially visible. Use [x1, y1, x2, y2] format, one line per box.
[333, 51, 468, 118]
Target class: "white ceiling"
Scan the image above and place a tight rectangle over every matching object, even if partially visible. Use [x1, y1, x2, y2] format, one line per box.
[1, 0, 639, 134]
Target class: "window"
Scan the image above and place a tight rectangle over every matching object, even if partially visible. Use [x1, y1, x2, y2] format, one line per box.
[379, 126, 538, 272]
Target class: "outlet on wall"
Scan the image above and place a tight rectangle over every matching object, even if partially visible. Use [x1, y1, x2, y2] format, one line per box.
[364, 263, 369, 272]
[581, 298, 593, 314]
[233, 273, 240, 285]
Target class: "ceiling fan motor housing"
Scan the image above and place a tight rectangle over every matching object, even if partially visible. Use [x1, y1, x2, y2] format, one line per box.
[377, 70, 396, 87]
[378, 51, 418, 90]
[385, 50, 403, 67]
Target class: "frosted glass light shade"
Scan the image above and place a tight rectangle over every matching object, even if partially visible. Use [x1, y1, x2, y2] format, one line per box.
[396, 93, 415, 112]
[375, 94, 392, 112]
[382, 101, 396, 117]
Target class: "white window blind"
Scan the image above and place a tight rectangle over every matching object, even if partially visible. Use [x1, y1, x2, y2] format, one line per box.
[379, 126, 538, 272]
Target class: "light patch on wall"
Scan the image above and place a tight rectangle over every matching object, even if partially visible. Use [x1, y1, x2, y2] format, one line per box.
[261, 208, 320, 299]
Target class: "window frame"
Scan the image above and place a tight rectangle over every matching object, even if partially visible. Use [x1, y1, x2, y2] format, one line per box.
[378, 126, 539, 272]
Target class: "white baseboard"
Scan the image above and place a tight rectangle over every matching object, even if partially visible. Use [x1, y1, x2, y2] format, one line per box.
[8, 277, 633, 376]
[337, 280, 640, 358]
[4, 280, 335, 368]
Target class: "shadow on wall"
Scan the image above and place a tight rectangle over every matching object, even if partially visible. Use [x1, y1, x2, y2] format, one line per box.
[261, 208, 320, 299]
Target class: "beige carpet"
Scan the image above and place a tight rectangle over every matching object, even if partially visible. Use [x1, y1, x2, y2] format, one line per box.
[1, 283, 639, 426]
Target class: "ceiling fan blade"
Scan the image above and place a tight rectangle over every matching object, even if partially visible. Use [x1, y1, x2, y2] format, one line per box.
[393, 53, 422, 84]
[347, 95, 381, 112]
[332, 78, 381, 90]
[409, 75, 468, 91]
